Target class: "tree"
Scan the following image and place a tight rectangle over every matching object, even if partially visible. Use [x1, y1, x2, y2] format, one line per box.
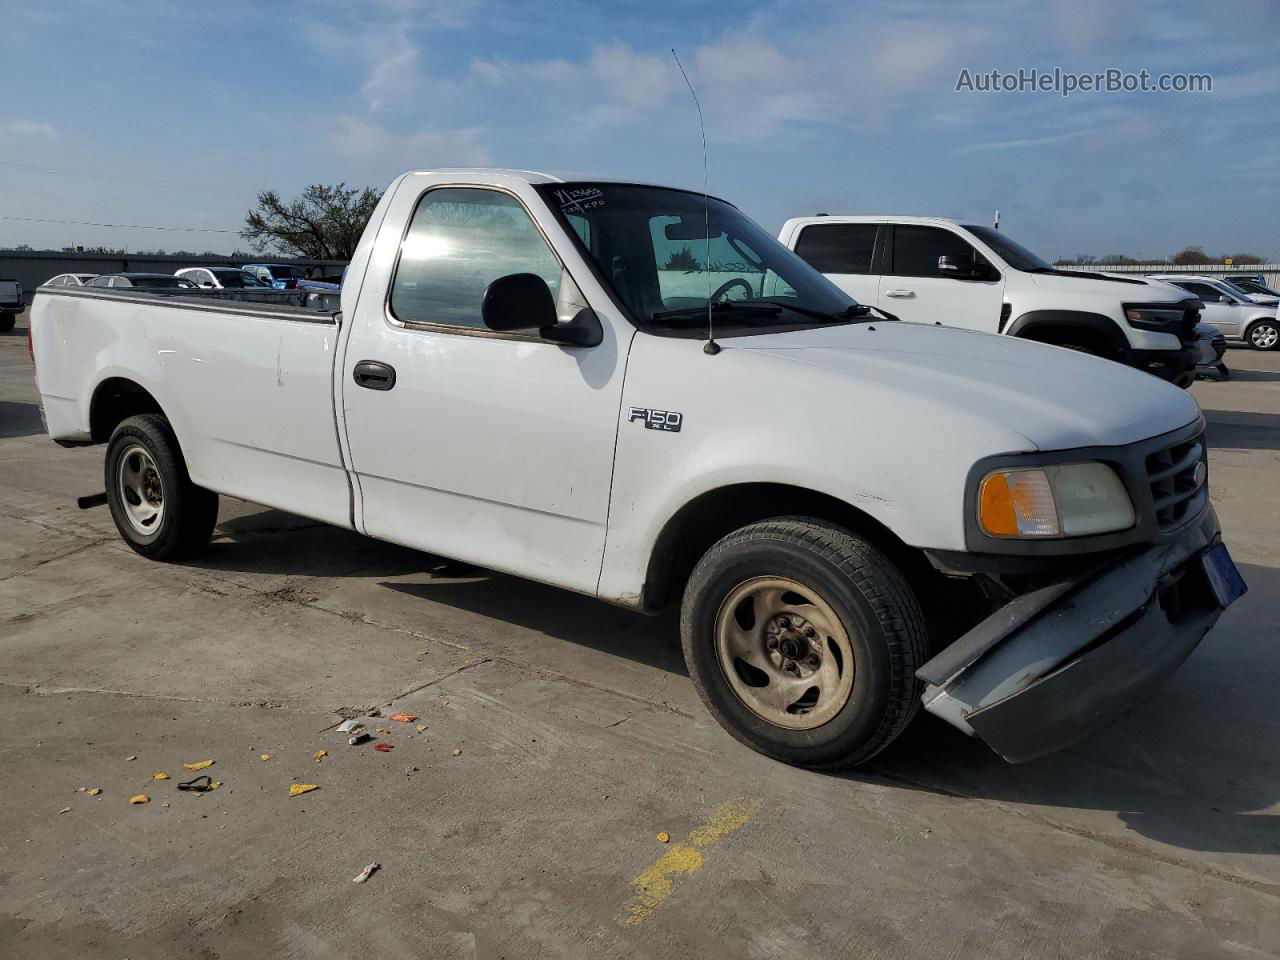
[1225, 253, 1265, 265]
[1170, 245, 1207, 265]
[242, 183, 381, 260]
[662, 245, 703, 272]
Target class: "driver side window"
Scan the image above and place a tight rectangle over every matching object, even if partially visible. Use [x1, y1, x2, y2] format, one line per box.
[891, 225, 986, 278]
[390, 188, 565, 330]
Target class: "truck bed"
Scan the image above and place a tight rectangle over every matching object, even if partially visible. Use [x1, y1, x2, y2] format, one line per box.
[37, 284, 340, 320]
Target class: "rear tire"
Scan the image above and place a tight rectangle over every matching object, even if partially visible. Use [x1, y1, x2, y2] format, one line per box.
[1246, 319, 1279, 351]
[680, 518, 927, 769]
[0, 312, 15, 333]
[104, 414, 218, 560]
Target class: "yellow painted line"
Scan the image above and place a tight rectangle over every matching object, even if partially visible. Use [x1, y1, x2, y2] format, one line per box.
[619, 799, 763, 927]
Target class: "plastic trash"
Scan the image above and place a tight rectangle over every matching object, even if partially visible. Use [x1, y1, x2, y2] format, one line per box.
[352, 862, 380, 884]
[390, 713, 417, 723]
[336, 720, 362, 734]
[416, 724, 427, 733]
[289, 783, 319, 798]
[88, 788, 102, 797]
[259, 754, 271, 762]
[314, 750, 327, 763]
[129, 795, 149, 805]
[348, 732, 372, 746]
[183, 759, 215, 771]
[153, 772, 168, 781]
[373, 742, 394, 753]
[656, 832, 670, 843]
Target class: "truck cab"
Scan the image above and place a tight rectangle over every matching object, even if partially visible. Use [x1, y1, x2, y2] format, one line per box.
[779, 216, 1202, 386]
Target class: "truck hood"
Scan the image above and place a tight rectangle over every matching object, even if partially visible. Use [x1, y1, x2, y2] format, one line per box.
[730, 322, 1201, 451]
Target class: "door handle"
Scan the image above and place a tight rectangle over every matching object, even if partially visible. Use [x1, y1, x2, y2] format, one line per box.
[885, 289, 916, 299]
[353, 360, 396, 391]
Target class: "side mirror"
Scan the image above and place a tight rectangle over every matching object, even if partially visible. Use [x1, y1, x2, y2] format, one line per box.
[481, 273, 602, 346]
[938, 255, 986, 279]
[481, 272, 559, 333]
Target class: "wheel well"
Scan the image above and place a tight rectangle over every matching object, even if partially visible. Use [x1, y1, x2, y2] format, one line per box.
[641, 482, 939, 613]
[1015, 325, 1116, 356]
[90, 378, 164, 442]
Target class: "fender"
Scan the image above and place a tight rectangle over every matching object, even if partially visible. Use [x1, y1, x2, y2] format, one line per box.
[1004, 309, 1129, 354]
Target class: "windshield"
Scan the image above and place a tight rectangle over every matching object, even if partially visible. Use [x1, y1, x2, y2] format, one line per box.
[535, 183, 858, 329]
[1220, 278, 1271, 299]
[268, 265, 305, 279]
[962, 225, 1052, 272]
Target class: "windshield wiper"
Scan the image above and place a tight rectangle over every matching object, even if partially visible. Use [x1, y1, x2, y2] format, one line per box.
[650, 301, 783, 323]
[735, 300, 898, 323]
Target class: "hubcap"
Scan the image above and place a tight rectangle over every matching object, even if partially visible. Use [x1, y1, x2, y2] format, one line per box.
[116, 443, 164, 536]
[1252, 324, 1278, 348]
[714, 577, 855, 730]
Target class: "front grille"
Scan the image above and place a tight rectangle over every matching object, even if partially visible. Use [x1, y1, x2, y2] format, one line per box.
[1179, 306, 1200, 344]
[1145, 431, 1207, 531]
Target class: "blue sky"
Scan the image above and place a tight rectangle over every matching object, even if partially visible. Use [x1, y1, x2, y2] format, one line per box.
[2, 0, 1278, 259]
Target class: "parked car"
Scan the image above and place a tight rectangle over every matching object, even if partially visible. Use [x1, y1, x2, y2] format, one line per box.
[31, 168, 1245, 769]
[45, 273, 100, 288]
[1148, 274, 1279, 350]
[1223, 274, 1280, 304]
[175, 267, 267, 289]
[85, 273, 198, 290]
[241, 263, 308, 290]
[780, 216, 1201, 387]
[1193, 321, 1228, 380]
[0, 278, 22, 332]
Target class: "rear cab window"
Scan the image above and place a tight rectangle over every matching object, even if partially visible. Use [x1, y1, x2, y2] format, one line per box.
[793, 223, 879, 275]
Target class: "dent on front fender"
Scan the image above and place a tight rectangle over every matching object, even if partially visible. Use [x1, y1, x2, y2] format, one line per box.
[918, 507, 1225, 763]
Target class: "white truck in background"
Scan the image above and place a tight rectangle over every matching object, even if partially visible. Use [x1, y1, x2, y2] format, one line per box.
[31, 169, 1245, 768]
[779, 216, 1202, 386]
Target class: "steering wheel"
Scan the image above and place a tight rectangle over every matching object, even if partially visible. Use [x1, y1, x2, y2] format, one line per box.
[710, 277, 753, 304]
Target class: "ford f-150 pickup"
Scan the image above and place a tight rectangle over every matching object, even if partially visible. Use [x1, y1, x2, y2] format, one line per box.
[30, 168, 1246, 768]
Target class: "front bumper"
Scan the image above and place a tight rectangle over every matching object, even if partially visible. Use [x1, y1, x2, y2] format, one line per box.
[918, 506, 1229, 763]
[1128, 346, 1197, 387]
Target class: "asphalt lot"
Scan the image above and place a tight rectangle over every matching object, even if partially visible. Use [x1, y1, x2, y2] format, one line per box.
[2, 307, 1278, 959]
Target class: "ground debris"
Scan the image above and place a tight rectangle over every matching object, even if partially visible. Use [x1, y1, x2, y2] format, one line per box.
[390, 713, 417, 723]
[289, 783, 318, 798]
[314, 750, 327, 763]
[352, 862, 380, 884]
[129, 795, 149, 805]
[373, 743, 394, 753]
[183, 759, 215, 771]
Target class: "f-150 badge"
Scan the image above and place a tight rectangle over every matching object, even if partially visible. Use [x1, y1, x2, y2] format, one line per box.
[628, 407, 683, 433]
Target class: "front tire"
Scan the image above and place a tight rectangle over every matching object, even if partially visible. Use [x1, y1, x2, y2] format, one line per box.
[104, 414, 218, 560]
[1246, 319, 1279, 351]
[680, 518, 927, 769]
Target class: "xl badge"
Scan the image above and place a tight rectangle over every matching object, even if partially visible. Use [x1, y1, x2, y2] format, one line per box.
[628, 407, 683, 433]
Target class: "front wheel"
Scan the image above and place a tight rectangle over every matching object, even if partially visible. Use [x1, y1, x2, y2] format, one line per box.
[104, 414, 218, 560]
[680, 518, 927, 769]
[1246, 319, 1279, 351]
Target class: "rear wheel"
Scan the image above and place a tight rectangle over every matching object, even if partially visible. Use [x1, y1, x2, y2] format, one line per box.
[0, 312, 15, 333]
[104, 414, 218, 560]
[680, 518, 927, 769]
[1246, 319, 1279, 351]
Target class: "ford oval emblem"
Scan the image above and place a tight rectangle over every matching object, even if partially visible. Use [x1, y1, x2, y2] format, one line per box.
[1193, 461, 1207, 487]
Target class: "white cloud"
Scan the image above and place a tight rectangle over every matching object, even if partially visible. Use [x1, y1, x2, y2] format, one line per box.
[7, 120, 56, 138]
[333, 117, 491, 173]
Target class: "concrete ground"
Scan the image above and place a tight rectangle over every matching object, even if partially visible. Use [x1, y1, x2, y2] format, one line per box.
[2, 307, 1278, 959]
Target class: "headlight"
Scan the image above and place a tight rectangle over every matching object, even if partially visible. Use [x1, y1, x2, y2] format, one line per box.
[978, 462, 1135, 538]
[1124, 306, 1184, 332]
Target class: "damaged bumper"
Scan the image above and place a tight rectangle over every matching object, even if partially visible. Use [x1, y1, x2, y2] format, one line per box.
[918, 507, 1244, 763]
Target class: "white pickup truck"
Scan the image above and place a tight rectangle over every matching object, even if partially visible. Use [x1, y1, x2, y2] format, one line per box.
[31, 169, 1245, 768]
[779, 216, 1202, 387]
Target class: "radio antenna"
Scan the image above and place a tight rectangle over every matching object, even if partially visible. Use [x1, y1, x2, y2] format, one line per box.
[671, 48, 719, 355]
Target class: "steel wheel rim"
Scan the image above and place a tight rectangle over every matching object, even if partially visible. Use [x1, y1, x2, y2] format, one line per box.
[116, 443, 165, 536]
[1252, 324, 1278, 348]
[714, 576, 856, 730]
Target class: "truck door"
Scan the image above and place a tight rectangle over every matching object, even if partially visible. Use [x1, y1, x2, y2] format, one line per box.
[790, 222, 882, 306]
[340, 183, 626, 596]
[879, 225, 1005, 331]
